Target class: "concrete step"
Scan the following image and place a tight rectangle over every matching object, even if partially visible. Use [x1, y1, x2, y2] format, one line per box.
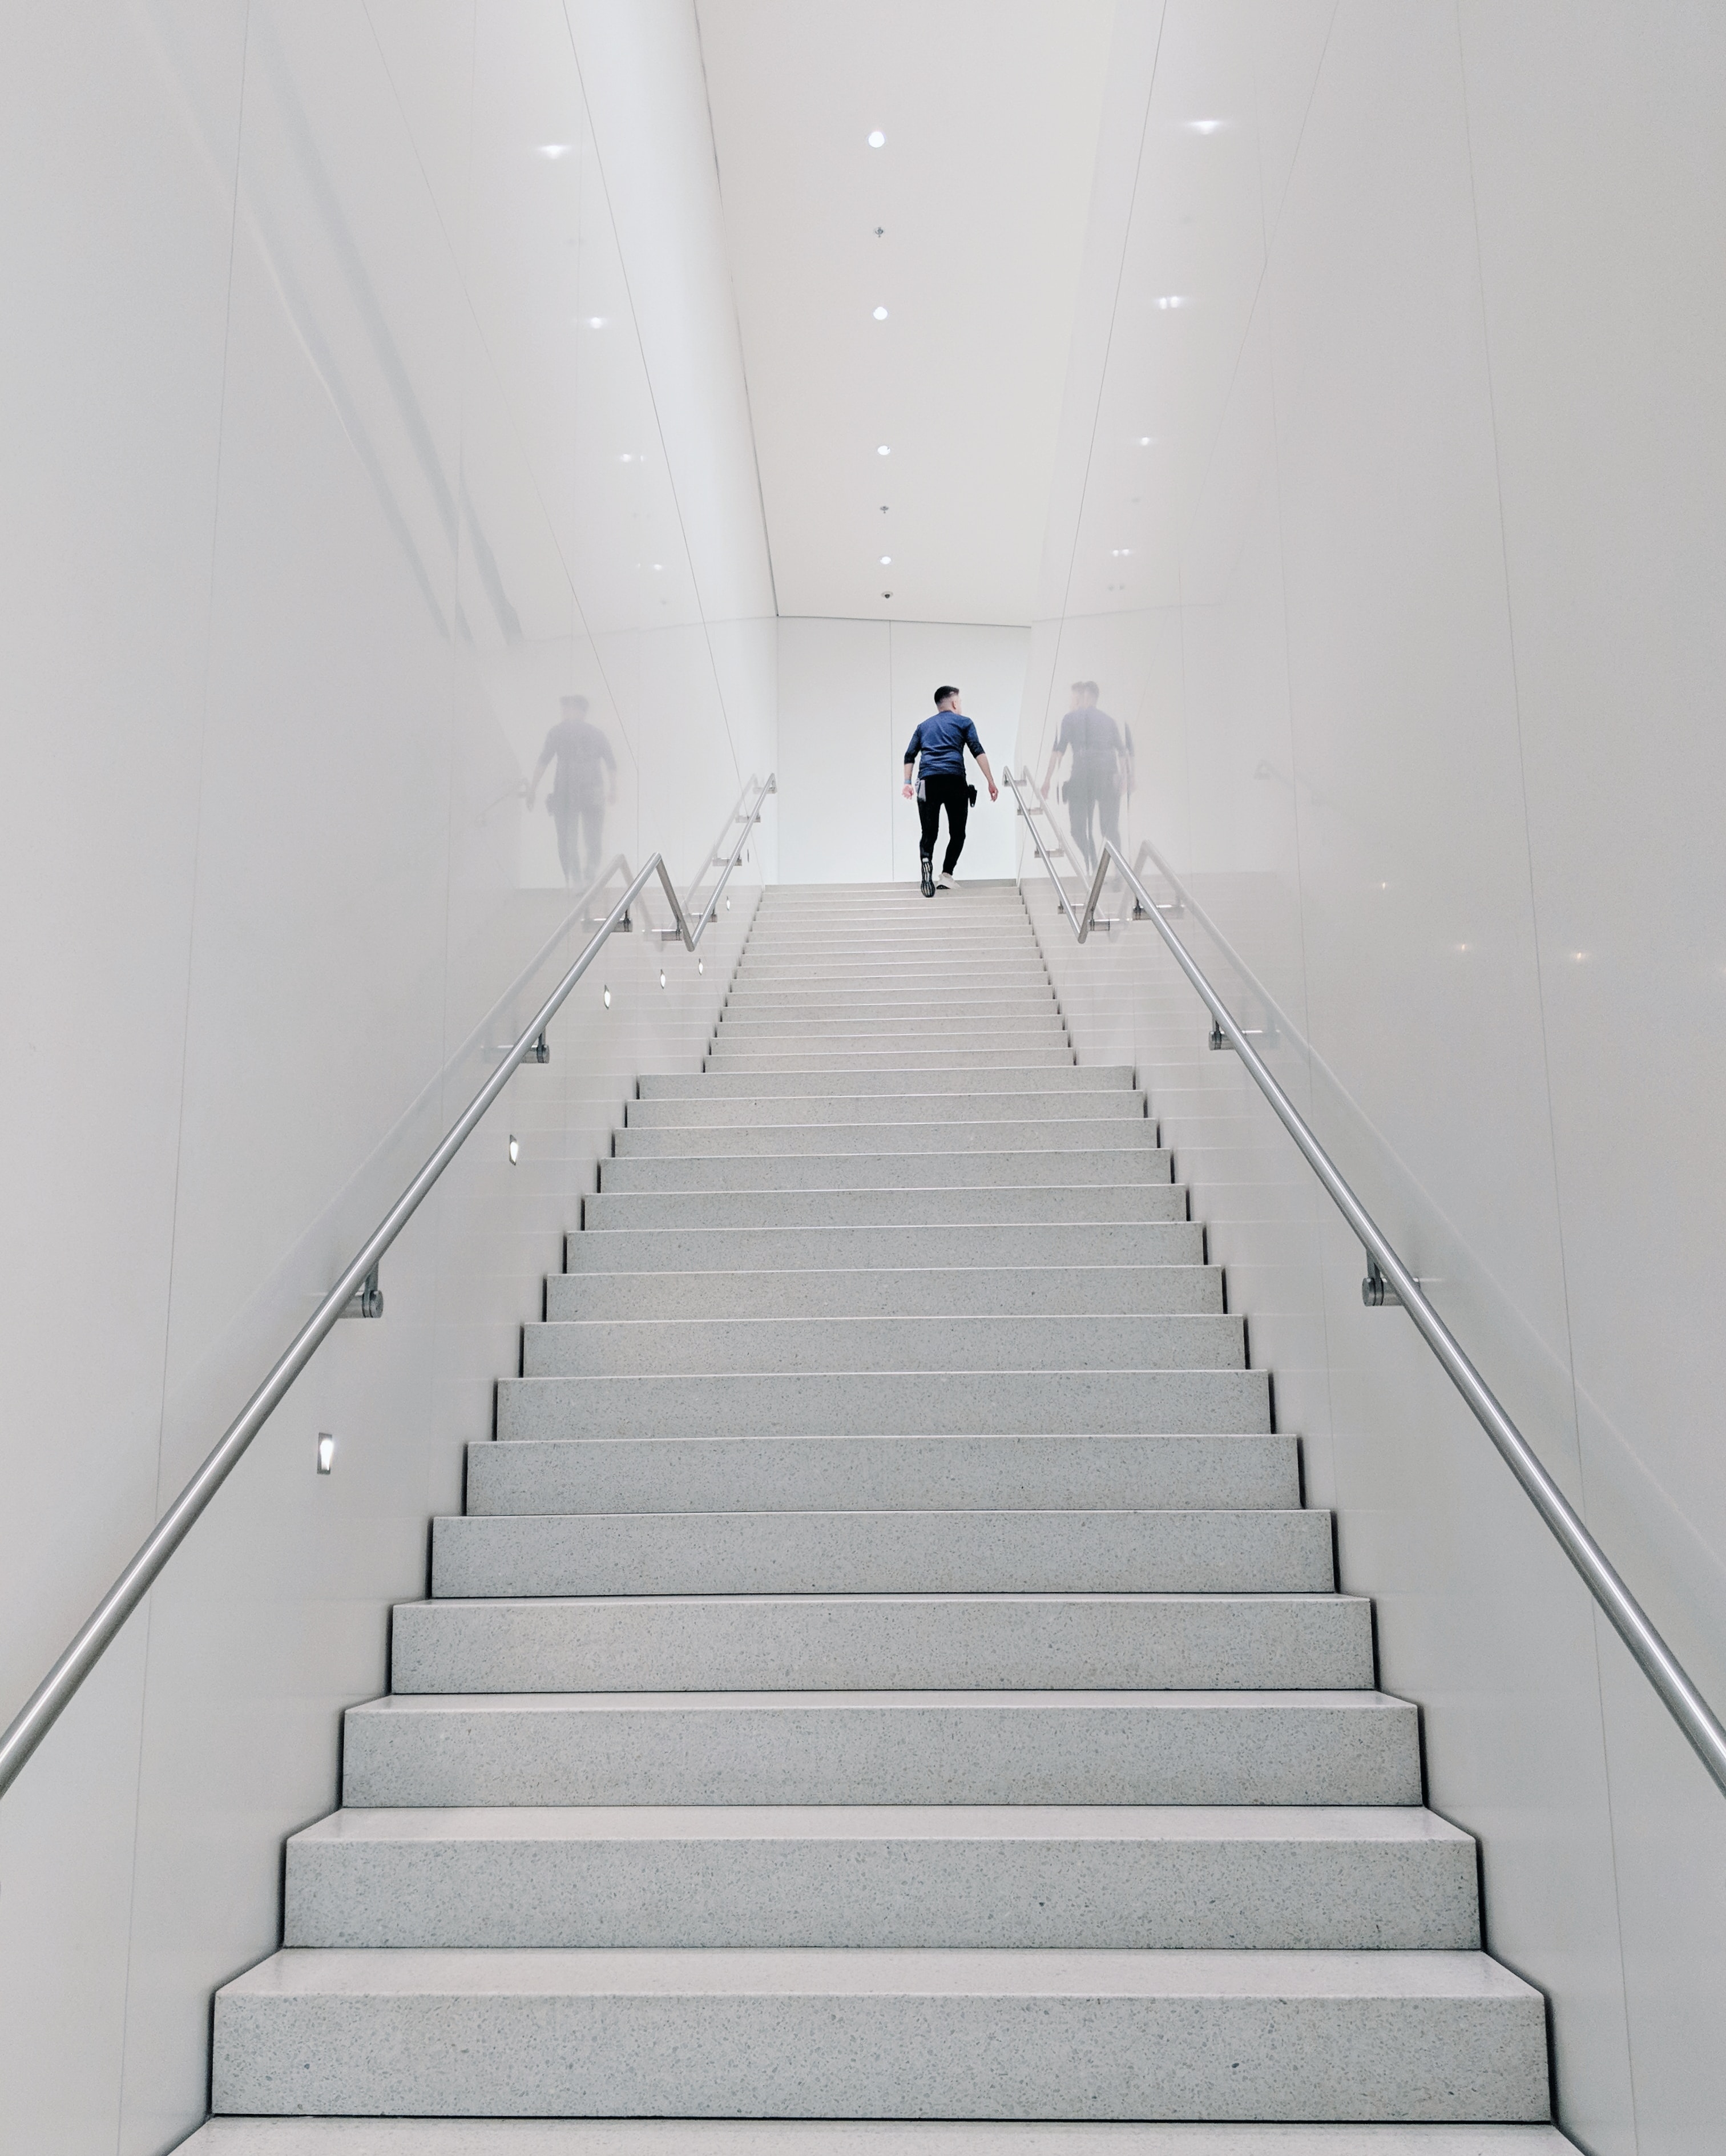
[723, 991, 1058, 1015]
[614, 1122, 1155, 1158]
[703, 1048, 1076, 1073]
[639, 1066, 1134, 1097]
[340, 1690, 1422, 1806]
[521, 1311, 1244, 1376]
[180, 2122, 1580, 2153]
[466, 1432, 1300, 1518]
[582, 1188, 1191, 1231]
[563, 1223, 1207, 1272]
[596, 1151, 1171, 1194]
[742, 938, 1041, 961]
[211, 1945, 1546, 2121]
[395, 1591, 1365, 1691]
[428, 1509, 1331, 1598]
[494, 1367, 1268, 1440]
[624, 1091, 1143, 1127]
[733, 960, 1046, 984]
[543, 1265, 1223, 1320]
[712, 1019, 1071, 1046]
[283, 1803, 1476, 1951]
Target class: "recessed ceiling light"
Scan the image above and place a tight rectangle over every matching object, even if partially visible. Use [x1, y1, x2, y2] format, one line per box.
[619, 452, 634, 462]
[586, 316, 607, 328]
[877, 444, 890, 457]
[1138, 436, 1153, 446]
[1111, 548, 1133, 557]
[1156, 296, 1189, 311]
[652, 563, 663, 571]
[880, 555, 892, 565]
[539, 143, 572, 159]
[1188, 119, 1223, 135]
[873, 306, 889, 321]
[868, 130, 886, 148]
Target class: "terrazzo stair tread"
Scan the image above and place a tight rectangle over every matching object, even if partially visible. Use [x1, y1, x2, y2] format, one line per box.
[614, 1123, 1158, 1159]
[564, 1224, 1198, 1267]
[596, 1152, 1171, 1194]
[175, 2122, 1584, 2154]
[624, 1091, 1148, 1127]
[638, 1066, 1134, 1097]
[704, 1049, 1078, 1072]
[711, 1020, 1072, 1045]
[494, 1368, 1268, 1441]
[721, 992, 1059, 1015]
[428, 1509, 1332, 1598]
[562, 1224, 1207, 1271]
[519, 1310, 1243, 1377]
[733, 962, 1047, 984]
[211, 1947, 1547, 2122]
[395, 1590, 1366, 1691]
[340, 1690, 1421, 1807]
[282, 1803, 1478, 1952]
[582, 1187, 1192, 1231]
[466, 1432, 1300, 1517]
[543, 1264, 1223, 1320]
[742, 945, 1041, 965]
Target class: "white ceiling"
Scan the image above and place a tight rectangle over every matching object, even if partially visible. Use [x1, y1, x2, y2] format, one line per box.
[694, 0, 1116, 626]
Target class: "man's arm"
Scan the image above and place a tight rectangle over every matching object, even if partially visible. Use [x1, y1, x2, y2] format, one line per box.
[901, 722, 924, 799]
[902, 759, 916, 800]
[524, 743, 554, 809]
[974, 752, 998, 803]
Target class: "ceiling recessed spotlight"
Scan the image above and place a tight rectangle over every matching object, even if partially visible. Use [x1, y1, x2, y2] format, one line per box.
[619, 452, 634, 462]
[1156, 295, 1189, 311]
[1138, 436, 1153, 446]
[880, 555, 892, 565]
[873, 306, 889, 321]
[867, 130, 885, 148]
[652, 563, 663, 571]
[586, 316, 607, 328]
[539, 143, 572, 159]
[1188, 119, 1223, 135]
[877, 444, 891, 457]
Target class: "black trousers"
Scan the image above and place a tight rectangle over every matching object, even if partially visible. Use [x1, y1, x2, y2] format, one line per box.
[918, 772, 970, 873]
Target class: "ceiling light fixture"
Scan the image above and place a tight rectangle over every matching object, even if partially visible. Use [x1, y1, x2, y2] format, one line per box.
[586, 316, 607, 328]
[539, 143, 572, 159]
[867, 130, 885, 148]
[1188, 119, 1223, 135]
[1156, 296, 1189, 311]
[619, 452, 634, 462]
[877, 444, 890, 457]
[1138, 436, 1153, 446]
[880, 555, 892, 565]
[873, 306, 889, 320]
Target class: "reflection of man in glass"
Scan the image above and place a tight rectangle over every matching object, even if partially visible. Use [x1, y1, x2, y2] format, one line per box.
[526, 694, 616, 885]
[1043, 680, 1131, 873]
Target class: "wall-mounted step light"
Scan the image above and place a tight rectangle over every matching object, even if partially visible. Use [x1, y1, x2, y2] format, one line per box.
[602, 986, 611, 1008]
[659, 969, 667, 989]
[316, 1433, 336, 1475]
[697, 958, 704, 975]
[508, 1135, 519, 1165]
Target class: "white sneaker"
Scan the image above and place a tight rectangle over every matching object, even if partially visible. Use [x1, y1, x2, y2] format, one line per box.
[937, 872, 954, 890]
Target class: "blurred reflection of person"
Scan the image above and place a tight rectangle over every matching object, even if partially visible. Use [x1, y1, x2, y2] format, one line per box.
[1043, 680, 1130, 874]
[902, 684, 998, 896]
[527, 694, 616, 886]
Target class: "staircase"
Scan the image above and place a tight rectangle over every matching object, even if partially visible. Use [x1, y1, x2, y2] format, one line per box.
[188, 880, 1572, 2151]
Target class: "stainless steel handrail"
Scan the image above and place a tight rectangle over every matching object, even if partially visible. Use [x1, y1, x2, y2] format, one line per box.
[1006, 764, 1726, 1798]
[0, 773, 776, 1802]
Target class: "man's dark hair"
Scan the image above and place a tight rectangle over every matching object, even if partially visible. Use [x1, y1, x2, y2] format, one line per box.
[933, 684, 959, 707]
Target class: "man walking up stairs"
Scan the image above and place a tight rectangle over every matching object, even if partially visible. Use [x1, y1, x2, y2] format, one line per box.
[192, 881, 1572, 2149]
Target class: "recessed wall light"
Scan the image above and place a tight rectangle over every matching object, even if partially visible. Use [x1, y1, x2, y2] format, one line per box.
[873, 306, 889, 321]
[507, 1134, 519, 1164]
[659, 969, 667, 988]
[602, 985, 611, 1008]
[867, 130, 886, 148]
[877, 444, 891, 457]
[317, 1433, 336, 1474]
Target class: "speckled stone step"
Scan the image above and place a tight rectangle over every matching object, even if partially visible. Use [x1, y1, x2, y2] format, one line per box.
[427, 1508, 1332, 1598]
[340, 1691, 1422, 1808]
[520, 1311, 1243, 1377]
[613, 1121, 1156, 1158]
[466, 1432, 1299, 1517]
[543, 1265, 1222, 1320]
[494, 1367, 1268, 1441]
[210, 1947, 1547, 2122]
[181, 2124, 1580, 2154]
[393, 1591, 1366, 1692]
[282, 1804, 1477, 1951]
[637, 1065, 1132, 1097]
[624, 1089, 1141, 1126]
[596, 1150, 1168, 1195]
[582, 1187, 1190, 1231]
[563, 1223, 1207, 1272]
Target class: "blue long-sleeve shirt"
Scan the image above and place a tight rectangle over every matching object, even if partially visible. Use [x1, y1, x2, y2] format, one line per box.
[904, 711, 984, 777]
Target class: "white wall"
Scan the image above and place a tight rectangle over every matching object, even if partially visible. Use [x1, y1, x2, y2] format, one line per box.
[778, 617, 1028, 882]
[1016, 6, 1726, 2152]
[0, 5, 772, 2150]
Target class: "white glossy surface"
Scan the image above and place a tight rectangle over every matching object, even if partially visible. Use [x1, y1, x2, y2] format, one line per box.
[0, 5, 771, 2150]
[1015, 6, 1726, 2152]
[778, 618, 1026, 883]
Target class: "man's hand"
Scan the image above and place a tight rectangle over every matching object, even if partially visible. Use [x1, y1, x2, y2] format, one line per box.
[987, 780, 999, 803]
[902, 782, 913, 799]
